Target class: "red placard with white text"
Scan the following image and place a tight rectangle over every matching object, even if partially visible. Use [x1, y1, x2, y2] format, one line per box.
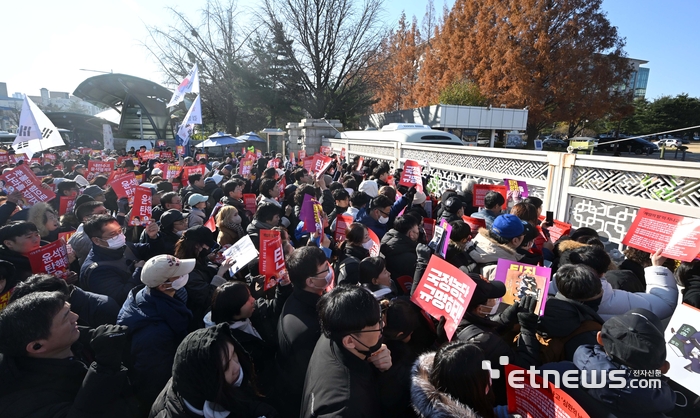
[340, 148, 346, 160]
[537, 216, 572, 243]
[129, 186, 153, 226]
[472, 184, 507, 208]
[334, 214, 353, 243]
[87, 160, 115, 181]
[423, 218, 436, 242]
[319, 145, 331, 156]
[298, 149, 306, 159]
[111, 172, 138, 202]
[164, 164, 181, 180]
[462, 216, 486, 238]
[367, 228, 381, 257]
[28, 240, 71, 280]
[0, 164, 56, 205]
[310, 154, 333, 178]
[289, 152, 297, 166]
[59, 196, 77, 216]
[255, 149, 262, 159]
[400, 160, 424, 192]
[239, 158, 253, 176]
[8, 154, 26, 164]
[276, 176, 286, 201]
[259, 230, 287, 291]
[176, 146, 185, 156]
[59, 231, 75, 243]
[267, 158, 280, 168]
[204, 202, 224, 232]
[181, 165, 206, 187]
[410, 255, 477, 341]
[505, 364, 589, 418]
[356, 156, 364, 173]
[0, 150, 8, 164]
[195, 153, 208, 161]
[302, 157, 314, 172]
[243, 194, 257, 214]
[622, 208, 700, 262]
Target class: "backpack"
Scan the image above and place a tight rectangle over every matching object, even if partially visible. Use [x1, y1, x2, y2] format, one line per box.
[520, 320, 603, 364]
[459, 242, 497, 275]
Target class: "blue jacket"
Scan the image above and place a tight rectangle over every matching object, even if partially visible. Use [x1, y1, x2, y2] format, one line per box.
[356, 196, 410, 240]
[469, 208, 501, 230]
[117, 285, 192, 409]
[543, 345, 675, 417]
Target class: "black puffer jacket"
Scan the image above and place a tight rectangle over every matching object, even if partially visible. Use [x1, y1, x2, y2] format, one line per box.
[380, 229, 418, 282]
[682, 275, 700, 309]
[539, 293, 605, 361]
[335, 244, 369, 286]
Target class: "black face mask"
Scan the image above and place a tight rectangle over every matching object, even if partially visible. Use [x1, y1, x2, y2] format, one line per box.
[581, 295, 603, 312]
[352, 335, 383, 360]
[335, 205, 347, 214]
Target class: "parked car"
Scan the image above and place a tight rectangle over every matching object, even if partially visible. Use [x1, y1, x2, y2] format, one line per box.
[597, 137, 658, 155]
[654, 138, 682, 148]
[542, 138, 568, 149]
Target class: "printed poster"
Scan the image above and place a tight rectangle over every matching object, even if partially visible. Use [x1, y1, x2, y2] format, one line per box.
[622, 208, 700, 262]
[129, 186, 153, 226]
[28, 240, 71, 279]
[537, 216, 572, 243]
[319, 145, 331, 156]
[239, 158, 253, 176]
[87, 160, 115, 180]
[504, 178, 529, 199]
[367, 228, 381, 257]
[222, 235, 259, 276]
[462, 215, 486, 238]
[411, 255, 477, 340]
[665, 303, 700, 396]
[243, 194, 257, 215]
[400, 159, 424, 193]
[428, 219, 451, 259]
[110, 172, 138, 202]
[493, 259, 551, 316]
[505, 364, 589, 418]
[59, 196, 76, 216]
[423, 218, 436, 242]
[310, 154, 333, 178]
[0, 164, 56, 205]
[259, 230, 287, 291]
[334, 214, 353, 244]
[472, 184, 507, 208]
[180, 165, 206, 187]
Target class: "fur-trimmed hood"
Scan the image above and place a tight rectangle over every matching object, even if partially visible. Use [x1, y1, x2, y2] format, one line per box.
[410, 352, 482, 418]
[466, 229, 523, 280]
[27, 202, 56, 238]
[556, 239, 617, 271]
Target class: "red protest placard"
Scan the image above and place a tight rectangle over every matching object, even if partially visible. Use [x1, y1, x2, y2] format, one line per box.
[255, 149, 262, 159]
[8, 154, 26, 164]
[310, 154, 333, 178]
[80, 148, 93, 155]
[298, 149, 306, 159]
[176, 146, 185, 156]
[59, 196, 77, 216]
[472, 184, 507, 208]
[537, 216, 572, 243]
[289, 152, 297, 166]
[195, 153, 208, 161]
[334, 214, 354, 243]
[243, 194, 257, 214]
[276, 176, 286, 201]
[320, 145, 331, 156]
[181, 165, 206, 187]
[0, 164, 56, 205]
[399, 159, 423, 192]
[423, 218, 436, 242]
[267, 158, 280, 168]
[59, 231, 75, 243]
[163, 164, 181, 180]
[156, 140, 166, 147]
[259, 230, 287, 291]
[129, 186, 153, 226]
[205, 202, 224, 232]
[410, 255, 477, 341]
[160, 151, 174, 160]
[462, 216, 486, 238]
[0, 149, 8, 164]
[302, 156, 314, 172]
[356, 156, 364, 173]
[340, 148, 346, 160]
[622, 208, 700, 262]
[367, 228, 381, 257]
[505, 364, 589, 418]
[87, 160, 115, 181]
[111, 172, 138, 202]
[28, 240, 71, 280]
[239, 158, 253, 176]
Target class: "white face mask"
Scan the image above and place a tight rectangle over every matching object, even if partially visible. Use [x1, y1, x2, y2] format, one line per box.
[378, 215, 389, 224]
[175, 230, 184, 237]
[233, 367, 244, 387]
[310, 266, 333, 289]
[105, 233, 126, 249]
[362, 240, 374, 250]
[168, 274, 189, 290]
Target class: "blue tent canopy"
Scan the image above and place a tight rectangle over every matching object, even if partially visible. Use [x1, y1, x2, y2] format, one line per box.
[194, 132, 246, 148]
[236, 131, 265, 142]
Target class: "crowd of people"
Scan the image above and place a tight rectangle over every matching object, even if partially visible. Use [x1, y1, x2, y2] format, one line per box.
[0, 145, 698, 418]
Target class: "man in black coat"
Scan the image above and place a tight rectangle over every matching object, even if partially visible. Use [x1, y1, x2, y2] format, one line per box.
[300, 286, 392, 417]
[0, 291, 136, 418]
[273, 246, 329, 418]
[380, 216, 420, 286]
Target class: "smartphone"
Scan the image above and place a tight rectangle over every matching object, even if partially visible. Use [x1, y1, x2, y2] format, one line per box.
[546, 211, 554, 224]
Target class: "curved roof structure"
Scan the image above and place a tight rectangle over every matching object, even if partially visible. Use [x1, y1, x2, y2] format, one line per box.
[45, 112, 117, 147]
[73, 74, 186, 140]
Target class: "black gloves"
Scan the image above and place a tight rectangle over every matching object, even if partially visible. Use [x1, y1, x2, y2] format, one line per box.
[435, 316, 448, 345]
[516, 295, 539, 331]
[90, 324, 129, 371]
[405, 185, 417, 200]
[416, 243, 434, 263]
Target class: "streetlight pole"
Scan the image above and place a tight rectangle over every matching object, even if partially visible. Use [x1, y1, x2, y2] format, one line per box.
[137, 110, 144, 140]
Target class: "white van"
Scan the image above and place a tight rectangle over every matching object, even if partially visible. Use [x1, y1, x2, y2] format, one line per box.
[336, 123, 464, 146]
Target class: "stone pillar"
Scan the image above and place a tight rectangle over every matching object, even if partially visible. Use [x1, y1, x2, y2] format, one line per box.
[286, 119, 343, 155]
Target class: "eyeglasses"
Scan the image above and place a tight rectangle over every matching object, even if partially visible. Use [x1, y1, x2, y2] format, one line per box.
[377, 209, 390, 217]
[351, 319, 385, 335]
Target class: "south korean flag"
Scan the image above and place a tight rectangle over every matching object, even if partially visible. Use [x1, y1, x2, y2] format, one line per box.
[12, 95, 65, 155]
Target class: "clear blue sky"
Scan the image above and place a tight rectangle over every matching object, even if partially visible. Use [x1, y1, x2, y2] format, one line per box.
[2, 0, 698, 101]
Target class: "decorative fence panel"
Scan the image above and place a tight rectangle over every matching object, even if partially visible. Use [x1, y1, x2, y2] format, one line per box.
[328, 138, 700, 247]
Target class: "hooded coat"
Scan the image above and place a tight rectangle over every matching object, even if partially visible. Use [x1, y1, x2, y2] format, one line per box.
[117, 285, 193, 411]
[380, 229, 418, 284]
[335, 244, 369, 286]
[682, 274, 700, 309]
[467, 229, 524, 281]
[410, 352, 483, 418]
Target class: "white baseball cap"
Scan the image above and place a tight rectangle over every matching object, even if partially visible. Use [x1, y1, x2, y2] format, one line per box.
[141, 255, 196, 288]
